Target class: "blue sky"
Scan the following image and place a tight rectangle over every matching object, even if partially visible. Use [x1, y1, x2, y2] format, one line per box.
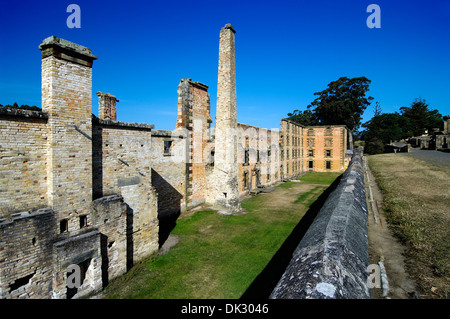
[1, 0, 449, 131]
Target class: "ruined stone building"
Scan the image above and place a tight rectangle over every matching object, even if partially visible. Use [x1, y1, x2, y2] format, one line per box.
[0, 24, 349, 299]
[435, 118, 450, 151]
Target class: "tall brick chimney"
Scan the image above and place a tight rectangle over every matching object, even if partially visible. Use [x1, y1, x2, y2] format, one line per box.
[39, 36, 97, 224]
[208, 24, 242, 214]
[97, 92, 119, 121]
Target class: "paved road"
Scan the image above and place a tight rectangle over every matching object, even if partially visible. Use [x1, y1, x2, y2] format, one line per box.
[406, 148, 450, 167]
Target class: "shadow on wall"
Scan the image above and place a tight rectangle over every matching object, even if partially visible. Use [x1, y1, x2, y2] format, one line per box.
[126, 204, 134, 271]
[151, 169, 183, 248]
[240, 174, 343, 299]
[92, 124, 103, 199]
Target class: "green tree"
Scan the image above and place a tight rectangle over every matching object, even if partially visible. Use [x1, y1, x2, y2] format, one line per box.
[307, 76, 374, 149]
[0, 102, 41, 111]
[399, 98, 442, 136]
[363, 112, 410, 145]
[364, 137, 384, 155]
[286, 108, 318, 126]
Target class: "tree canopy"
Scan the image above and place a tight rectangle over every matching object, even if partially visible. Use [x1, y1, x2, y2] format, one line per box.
[286, 76, 374, 150]
[307, 76, 374, 132]
[361, 98, 443, 154]
[286, 109, 318, 126]
[0, 102, 41, 111]
[399, 98, 443, 136]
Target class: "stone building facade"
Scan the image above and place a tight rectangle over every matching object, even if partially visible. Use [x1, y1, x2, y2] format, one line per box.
[0, 25, 348, 299]
[435, 118, 450, 151]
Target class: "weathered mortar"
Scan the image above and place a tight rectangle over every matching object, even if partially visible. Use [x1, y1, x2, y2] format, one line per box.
[0, 109, 49, 215]
[176, 78, 212, 210]
[97, 92, 119, 121]
[91, 195, 127, 283]
[0, 208, 55, 299]
[270, 148, 369, 299]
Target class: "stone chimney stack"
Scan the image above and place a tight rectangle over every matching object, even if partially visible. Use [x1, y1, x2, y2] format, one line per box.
[97, 92, 119, 121]
[39, 36, 97, 223]
[216, 23, 237, 128]
[208, 23, 241, 214]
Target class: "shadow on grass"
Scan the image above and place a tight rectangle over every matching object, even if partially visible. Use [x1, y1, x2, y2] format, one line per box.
[240, 174, 343, 299]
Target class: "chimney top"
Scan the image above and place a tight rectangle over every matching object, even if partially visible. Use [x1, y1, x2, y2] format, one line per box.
[39, 36, 98, 67]
[223, 24, 236, 34]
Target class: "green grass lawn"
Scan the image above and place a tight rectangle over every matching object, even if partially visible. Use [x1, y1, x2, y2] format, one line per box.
[298, 172, 342, 184]
[102, 172, 341, 299]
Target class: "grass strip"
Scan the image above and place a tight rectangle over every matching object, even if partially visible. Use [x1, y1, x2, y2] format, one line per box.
[369, 153, 450, 298]
[103, 172, 341, 299]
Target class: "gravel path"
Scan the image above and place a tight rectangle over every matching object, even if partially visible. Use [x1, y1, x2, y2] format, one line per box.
[406, 148, 450, 167]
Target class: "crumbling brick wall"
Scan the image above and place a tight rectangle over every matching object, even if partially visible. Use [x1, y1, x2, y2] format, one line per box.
[0, 109, 48, 215]
[0, 208, 55, 299]
[237, 123, 280, 195]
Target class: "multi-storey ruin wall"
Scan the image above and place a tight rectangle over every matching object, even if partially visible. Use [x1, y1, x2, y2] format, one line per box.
[176, 78, 212, 211]
[0, 24, 349, 299]
[237, 123, 280, 195]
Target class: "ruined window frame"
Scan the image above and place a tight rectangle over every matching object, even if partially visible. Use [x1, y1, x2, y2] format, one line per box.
[163, 139, 173, 156]
[60, 219, 68, 233]
[243, 170, 249, 190]
[79, 215, 88, 228]
[209, 148, 215, 166]
[243, 148, 250, 166]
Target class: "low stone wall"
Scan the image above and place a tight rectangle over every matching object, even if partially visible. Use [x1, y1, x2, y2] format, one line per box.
[270, 148, 369, 299]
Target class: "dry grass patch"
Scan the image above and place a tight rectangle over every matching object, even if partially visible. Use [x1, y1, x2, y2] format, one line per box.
[369, 153, 450, 298]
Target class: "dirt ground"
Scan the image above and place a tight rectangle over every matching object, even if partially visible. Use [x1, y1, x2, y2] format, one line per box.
[365, 157, 418, 299]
